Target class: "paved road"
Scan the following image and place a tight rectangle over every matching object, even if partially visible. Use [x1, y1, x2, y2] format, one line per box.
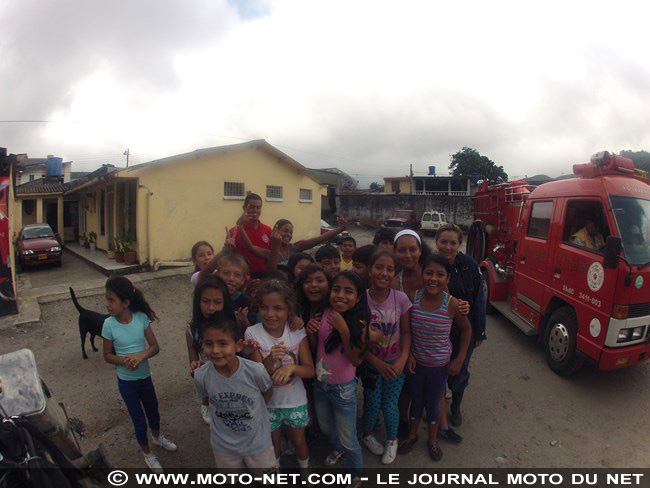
[20, 249, 105, 289]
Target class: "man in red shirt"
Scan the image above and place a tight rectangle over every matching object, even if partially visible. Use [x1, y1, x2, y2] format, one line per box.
[229, 193, 271, 277]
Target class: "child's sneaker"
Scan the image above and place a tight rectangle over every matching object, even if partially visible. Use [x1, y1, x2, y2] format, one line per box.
[323, 449, 345, 466]
[152, 434, 177, 452]
[361, 434, 384, 455]
[381, 439, 397, 464]
[348, 476, 363, 488]
[300, 466, 314, 486]
[143, 452, 163, 473]
[201, 405, 211, 425]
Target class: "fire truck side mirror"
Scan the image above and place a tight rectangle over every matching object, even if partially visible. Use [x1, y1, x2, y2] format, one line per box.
[603, 236, 623, 269]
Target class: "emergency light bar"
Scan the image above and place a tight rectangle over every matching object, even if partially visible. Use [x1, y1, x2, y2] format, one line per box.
[591, 151, 611, 166]
[574, 151, 636, 178]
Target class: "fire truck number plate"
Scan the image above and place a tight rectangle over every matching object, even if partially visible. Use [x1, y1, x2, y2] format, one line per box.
[579, 292, 602, 309]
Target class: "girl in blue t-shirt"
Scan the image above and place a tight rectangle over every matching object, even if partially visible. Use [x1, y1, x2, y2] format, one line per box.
[102, 276, 177, 473]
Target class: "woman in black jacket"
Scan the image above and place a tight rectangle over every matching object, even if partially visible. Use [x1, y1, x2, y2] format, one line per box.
[435, 223, 486, 442]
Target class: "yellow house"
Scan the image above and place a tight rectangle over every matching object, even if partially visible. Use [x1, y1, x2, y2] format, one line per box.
[67, 140, 324, 270]
[383, 176, 411, 194]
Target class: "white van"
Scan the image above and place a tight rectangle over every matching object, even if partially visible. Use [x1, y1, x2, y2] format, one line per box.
[420, 210, 447, 235]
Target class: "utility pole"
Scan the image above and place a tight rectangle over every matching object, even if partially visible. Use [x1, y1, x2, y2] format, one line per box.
[123, 148, 129, 167]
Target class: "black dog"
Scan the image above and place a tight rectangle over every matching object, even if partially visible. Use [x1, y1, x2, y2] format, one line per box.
[70, 287, 109, 359]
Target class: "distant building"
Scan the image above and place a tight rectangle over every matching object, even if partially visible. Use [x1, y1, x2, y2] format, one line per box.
[15, 154, 73, 185]
[383, 176, 411, 194]
[13, 162, 116, 241]
[383, 172, 472, 196]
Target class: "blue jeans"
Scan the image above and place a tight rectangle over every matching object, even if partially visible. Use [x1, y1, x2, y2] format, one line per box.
[313, 380, 362, 476]
[117, 376, 160, 447]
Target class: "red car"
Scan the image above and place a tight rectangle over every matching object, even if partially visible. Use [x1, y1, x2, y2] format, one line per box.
[383, 209, 419, 230]
[17, 223, 62, 269]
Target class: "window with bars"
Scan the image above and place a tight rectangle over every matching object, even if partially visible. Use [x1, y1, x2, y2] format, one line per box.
[266, 185, 283, 201]
[299, 188, 313, 202]
[224, 182, 245, 199]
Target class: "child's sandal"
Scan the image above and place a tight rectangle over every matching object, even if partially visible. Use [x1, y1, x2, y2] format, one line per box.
[397, 436, 418, 455]
[428, 442, 443, 462]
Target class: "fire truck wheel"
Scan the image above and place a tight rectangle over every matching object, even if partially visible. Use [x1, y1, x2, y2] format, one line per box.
[481, 269, 496, 315]
[545, 307, 583, 376]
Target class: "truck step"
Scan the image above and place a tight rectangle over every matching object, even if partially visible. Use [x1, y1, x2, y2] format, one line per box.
[491, 301, 538, 336]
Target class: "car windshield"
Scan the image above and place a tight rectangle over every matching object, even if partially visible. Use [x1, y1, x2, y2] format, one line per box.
[23, 226, 54, 239]
[610, 196, 650, 266]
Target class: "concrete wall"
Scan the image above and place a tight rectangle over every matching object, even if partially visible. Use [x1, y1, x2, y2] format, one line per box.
[340, 193, 473, 226]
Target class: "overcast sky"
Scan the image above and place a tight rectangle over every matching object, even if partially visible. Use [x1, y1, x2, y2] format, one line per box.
[2, 0, 650, 186]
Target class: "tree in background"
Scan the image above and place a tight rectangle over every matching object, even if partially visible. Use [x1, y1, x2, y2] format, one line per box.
[449, 147, 508, 182]
[620, 150, 650, 172]
[369, 182, 384, 192]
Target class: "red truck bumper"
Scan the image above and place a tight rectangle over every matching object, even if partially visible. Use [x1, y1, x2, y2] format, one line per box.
[598, 342, 650, 370]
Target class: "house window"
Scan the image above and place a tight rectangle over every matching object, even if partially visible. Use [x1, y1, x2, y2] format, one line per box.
[391, 181, 400, 193]
[224, 182, 245, 199]
[100, 189, 106, 235]
[266, 185, 283, 201]
[299, 188, 313, 202]
[527, 201, 553, 239]
[29, 175, 35, 182]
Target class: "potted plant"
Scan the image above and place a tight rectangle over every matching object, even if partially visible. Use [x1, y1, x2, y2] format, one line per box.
[107, 241, 115, 259]
[88, 231, 97, 251]
[123, 231, 137, 265]
[83, 232, 90, 249]
[114, 237, 125, 263]
[78, 232, 85, 246]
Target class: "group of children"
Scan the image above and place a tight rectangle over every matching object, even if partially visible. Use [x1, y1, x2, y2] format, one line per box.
[99, 194, 481, 487]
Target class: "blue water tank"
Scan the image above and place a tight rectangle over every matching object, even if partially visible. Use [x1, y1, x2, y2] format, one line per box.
[46, 156, 62, 178]
[428, 165, 436, 176]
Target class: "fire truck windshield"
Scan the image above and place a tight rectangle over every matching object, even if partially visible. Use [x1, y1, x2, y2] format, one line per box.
[611, 196, 650, 266]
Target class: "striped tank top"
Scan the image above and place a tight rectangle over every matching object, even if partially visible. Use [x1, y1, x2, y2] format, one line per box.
[410, 290, 452, 367]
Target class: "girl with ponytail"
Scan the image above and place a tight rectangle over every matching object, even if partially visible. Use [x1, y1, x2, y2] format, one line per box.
[102, 276, 176, 473]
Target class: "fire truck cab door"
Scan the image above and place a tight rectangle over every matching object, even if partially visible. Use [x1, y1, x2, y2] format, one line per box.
[552, 199, 611, 335]
[514, 200, 556, 318]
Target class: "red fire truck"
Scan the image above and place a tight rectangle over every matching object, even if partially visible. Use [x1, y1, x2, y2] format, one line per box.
[467, 152, 650, 375]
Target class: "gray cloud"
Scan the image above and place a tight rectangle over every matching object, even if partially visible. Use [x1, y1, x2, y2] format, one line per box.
[2, 0, 650, 187]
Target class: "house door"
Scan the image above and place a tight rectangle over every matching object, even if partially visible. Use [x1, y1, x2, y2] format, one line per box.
[44, 199, 58, 234]
[107, 190, 114, 249]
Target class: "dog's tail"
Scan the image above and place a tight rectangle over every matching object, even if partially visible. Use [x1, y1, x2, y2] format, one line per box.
[69, 287, 86, 314]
